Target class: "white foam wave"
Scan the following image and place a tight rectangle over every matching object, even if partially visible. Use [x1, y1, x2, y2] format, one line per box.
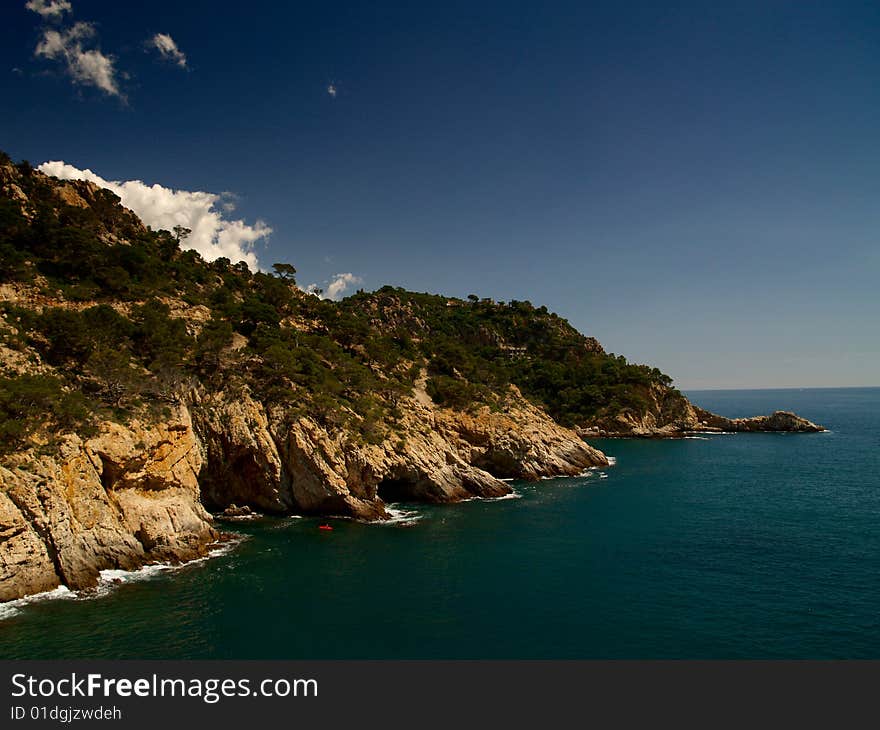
[1, 538, 244, 619]
[485, 490, 522, 501]
[0, 585, 74, 621]
[461, 489, 524, 502]
[99, 563, 173, 584]
[195, 539, 243, 561]
[92, 539, 242, 596]
[685, 431, 736, 436]
[605, 456, 617, 466]
[599, 473, 609, 479]
[383, 505, 423, 526]
[684, 436, 710, 440]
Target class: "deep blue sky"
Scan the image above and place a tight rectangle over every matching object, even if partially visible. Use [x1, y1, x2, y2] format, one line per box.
[2, 1, 878, 388]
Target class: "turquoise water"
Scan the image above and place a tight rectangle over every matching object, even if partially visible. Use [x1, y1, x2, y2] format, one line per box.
[1, 387, 878, 659]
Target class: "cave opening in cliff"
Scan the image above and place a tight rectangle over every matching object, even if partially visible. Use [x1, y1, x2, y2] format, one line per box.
[376, 477, 418, 503]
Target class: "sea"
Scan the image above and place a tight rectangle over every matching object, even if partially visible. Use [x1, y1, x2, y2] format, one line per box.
[1, 387, 878, 659]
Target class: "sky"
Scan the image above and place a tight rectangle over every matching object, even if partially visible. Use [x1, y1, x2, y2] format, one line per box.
[1, 0, 878, 389]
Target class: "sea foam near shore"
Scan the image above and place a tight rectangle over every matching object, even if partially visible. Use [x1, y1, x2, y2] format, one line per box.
[0, 539, 242, 621]
[0, 586, 75, 621]
[383, 505, 424, 526]
[90, 539, 243, 598]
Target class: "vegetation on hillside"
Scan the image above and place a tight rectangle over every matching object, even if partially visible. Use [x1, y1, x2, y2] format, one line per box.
[0, 152, 676, 454]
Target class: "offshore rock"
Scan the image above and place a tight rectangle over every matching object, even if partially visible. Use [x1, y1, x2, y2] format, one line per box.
[581, 384, 824, 437]
[690, 408, 824, 434]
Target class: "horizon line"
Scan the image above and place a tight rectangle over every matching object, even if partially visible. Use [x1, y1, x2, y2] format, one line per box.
[681, 385, 880, 392]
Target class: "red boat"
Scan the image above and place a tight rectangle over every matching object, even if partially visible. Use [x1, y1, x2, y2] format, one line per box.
[318, 524, 333, 531]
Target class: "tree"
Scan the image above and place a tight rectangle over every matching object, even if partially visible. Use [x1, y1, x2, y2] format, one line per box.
[0, 374, 92, 453]
[195, 318, 234, 374]
[87, 348, 139, 407]
[379, 380, 409, 410]
[37, 309, 93, 366]
[272, 262, 297, 281]
[151, 366, 195, 404]
[172, 225, 192, 243]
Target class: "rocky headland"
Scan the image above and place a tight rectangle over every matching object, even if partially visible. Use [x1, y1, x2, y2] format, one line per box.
[0, 154, 823, 602]
[578, 383, 824, 438]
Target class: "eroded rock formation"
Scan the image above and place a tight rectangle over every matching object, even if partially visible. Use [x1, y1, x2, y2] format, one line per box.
[0, 407, 217, 602]
[193, 382, 607, 521]
[1, 379, 609, 601]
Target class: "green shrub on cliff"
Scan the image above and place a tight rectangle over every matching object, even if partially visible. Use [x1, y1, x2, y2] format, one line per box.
[0, 374, 94, 453]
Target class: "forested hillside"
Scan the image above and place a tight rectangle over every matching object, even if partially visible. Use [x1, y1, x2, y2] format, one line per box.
[0, 151, 677, 455]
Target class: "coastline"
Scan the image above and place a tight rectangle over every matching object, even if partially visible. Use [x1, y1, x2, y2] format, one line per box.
[1, 459, 625, 617]
[1, 398, 825, 607]
[0, 537, 240, 622]
[3, 384, 871, 659]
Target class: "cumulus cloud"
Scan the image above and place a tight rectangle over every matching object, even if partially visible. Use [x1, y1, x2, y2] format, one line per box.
[38, 160, 271, 270]
[25, 0, 71, 18]
[148, 33, 187, 68]
[34, 21, 120, 97]
[326, 272, 361, 299]
[308, 273, 363, 301]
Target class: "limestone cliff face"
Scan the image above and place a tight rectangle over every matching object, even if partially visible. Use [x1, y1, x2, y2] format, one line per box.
[0, 367, 608, 603]
[0, 406, 217, 602]
[2, 377, 608, 602]
[192, 383, 607, 521]
[579, 384, 701, 437]
[193, 390, 293, 513]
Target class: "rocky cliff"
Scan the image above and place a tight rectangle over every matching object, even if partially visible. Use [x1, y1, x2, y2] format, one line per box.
[0, 153, 821, 603]
[0, 406, 216, 602]
[194, 378, 606, 520]
[0, 382, 605, 600]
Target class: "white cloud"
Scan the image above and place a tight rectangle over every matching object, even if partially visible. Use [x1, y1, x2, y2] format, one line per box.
[37, 160, 271, 270]
[34, 21, 120, 97]
[25, 0, 72, 19]
[149, 33, 187, 68]
[307, 273, 362, 300]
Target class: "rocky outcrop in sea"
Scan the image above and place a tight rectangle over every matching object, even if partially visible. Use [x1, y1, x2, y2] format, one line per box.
[579, 383, 824, 438]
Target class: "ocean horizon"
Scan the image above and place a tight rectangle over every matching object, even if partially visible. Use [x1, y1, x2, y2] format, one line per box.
[1, 386, 878, 659]
[687, 385, 880, 392]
